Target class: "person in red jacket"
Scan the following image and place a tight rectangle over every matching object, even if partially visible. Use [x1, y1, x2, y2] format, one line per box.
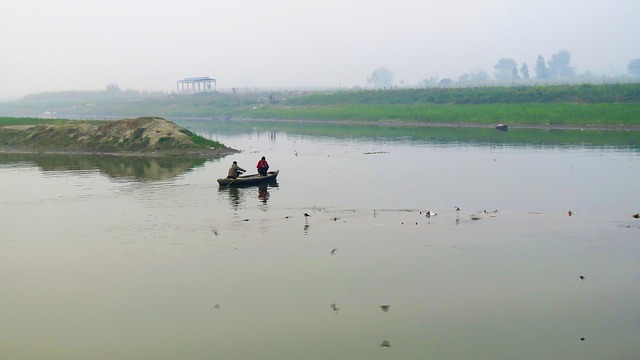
[256, 156, 269, 176]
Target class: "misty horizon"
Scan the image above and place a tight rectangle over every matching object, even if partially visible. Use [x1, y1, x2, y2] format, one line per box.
[2, 0, 639, 100]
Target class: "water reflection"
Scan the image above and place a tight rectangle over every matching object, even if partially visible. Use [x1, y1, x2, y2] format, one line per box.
[222, 186, 242, 211]
[258, 183, 270, 204]
[174, 118, 640, 149]
[0, 153, 216, 180]
[218, 181, 279, 210]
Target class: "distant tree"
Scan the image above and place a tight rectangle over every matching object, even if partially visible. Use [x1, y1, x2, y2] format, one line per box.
[628, 59, 640, 77]
[105, 83, 121, 92]
[438, 78, 453, 87]
[457, 70, 490, 84]
[547, 50, 575, 78]
[367, 67, 394, 88]
[535, 55, 549, 79]
[420, 76, 440, 88]
[494, 58, 517, 81]
[473, 70, 490, 83]
[520, 63, 530, 80]
[511, 65, 520, 81]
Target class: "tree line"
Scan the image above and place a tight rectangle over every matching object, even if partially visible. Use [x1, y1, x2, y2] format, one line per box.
[368, 50, 640, 88]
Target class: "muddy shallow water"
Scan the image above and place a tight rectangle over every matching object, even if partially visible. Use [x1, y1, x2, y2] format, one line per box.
[1, 124, 639, 359]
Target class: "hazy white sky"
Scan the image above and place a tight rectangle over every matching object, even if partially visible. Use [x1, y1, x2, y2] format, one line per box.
[1, 0, 638, 99]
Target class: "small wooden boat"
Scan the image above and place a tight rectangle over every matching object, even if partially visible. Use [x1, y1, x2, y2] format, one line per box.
[217, 170, 279, 187]
[495, 124, 508, 131]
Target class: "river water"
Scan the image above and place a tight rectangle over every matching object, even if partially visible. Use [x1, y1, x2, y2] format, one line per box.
[1, 121, 639, 359]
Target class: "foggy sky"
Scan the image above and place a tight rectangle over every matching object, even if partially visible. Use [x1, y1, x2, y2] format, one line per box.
[1, 0, 638, 99]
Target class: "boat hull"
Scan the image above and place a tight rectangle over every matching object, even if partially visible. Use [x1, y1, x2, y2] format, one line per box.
[217, 170, 279, 186]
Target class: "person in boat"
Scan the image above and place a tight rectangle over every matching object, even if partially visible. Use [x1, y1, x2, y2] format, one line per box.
[256, 156, 269, 176]
[227, 161, 246, 179]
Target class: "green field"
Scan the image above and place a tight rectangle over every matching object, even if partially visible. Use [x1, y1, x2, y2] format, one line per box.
[246, 83, 640, 126]
[1, 83, 639, 127]
[246, 103, 640, 126]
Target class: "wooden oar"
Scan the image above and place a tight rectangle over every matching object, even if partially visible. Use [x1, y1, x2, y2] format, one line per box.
[223, 171, 246, 186]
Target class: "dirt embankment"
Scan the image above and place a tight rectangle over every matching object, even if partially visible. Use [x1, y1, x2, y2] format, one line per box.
[0, 116, 236, 156]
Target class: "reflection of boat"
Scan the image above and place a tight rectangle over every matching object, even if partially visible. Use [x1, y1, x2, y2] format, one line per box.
[217, 170, 279, 187]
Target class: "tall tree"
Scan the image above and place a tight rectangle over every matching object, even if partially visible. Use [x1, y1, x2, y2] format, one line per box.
[520, 63, 530, 80]
[494, 58, 517, 81]
[628, 59, 640, 77]
[535, 55, 548, 79]
[547, 50, 575, 78]
[367, 67, 394, 88]
[512, 65, 520, 80]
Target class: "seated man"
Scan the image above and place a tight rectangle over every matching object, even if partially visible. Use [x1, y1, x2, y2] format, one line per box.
[227, 161, 246, 179]
[256, 156, 269, 176]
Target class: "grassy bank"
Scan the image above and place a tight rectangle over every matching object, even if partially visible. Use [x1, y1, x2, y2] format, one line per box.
[1, 83, 639, 127]
[246, 103, 640, 126]
[245, 84, 640, 126]
[282, 83, 640, 105]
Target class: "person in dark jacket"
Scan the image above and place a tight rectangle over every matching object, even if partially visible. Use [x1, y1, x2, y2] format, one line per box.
[256, 156, 269, 176]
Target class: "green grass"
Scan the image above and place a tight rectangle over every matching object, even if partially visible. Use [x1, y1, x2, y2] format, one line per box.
[282, 83, 640, 105]
[247, 103, 640, 126]
[3, 83, 640, 127]
[179, 128, 224, 148]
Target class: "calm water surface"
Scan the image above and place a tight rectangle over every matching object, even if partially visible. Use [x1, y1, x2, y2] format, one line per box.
[1, 123, 639, 360]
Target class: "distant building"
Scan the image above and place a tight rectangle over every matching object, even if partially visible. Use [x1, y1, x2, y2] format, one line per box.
[177, 76, 217, 94]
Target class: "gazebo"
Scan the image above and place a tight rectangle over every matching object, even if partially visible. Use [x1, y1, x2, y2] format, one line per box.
[177, 76, 217, 94]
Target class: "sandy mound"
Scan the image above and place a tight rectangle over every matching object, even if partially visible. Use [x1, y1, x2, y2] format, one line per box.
[0, 116, 235, 156]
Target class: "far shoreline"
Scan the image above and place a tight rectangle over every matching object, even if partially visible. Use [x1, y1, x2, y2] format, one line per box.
[0, 147, 238, 157]
[203, 117, 640, 132]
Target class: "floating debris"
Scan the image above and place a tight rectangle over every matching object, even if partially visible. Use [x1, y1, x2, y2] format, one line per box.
[579, 275, 585, 281]
[380, 305, 390, 312]
[330, 303, 340, 312]
[380, 340, 391, 348]
[330, 248, 337, 255]
[363, 151, 389, 155]
[580, 337, 585, 341]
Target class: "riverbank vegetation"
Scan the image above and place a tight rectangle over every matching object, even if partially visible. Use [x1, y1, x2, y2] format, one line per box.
[1, 83, 639, 128]
[247, 83, 640, 127]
